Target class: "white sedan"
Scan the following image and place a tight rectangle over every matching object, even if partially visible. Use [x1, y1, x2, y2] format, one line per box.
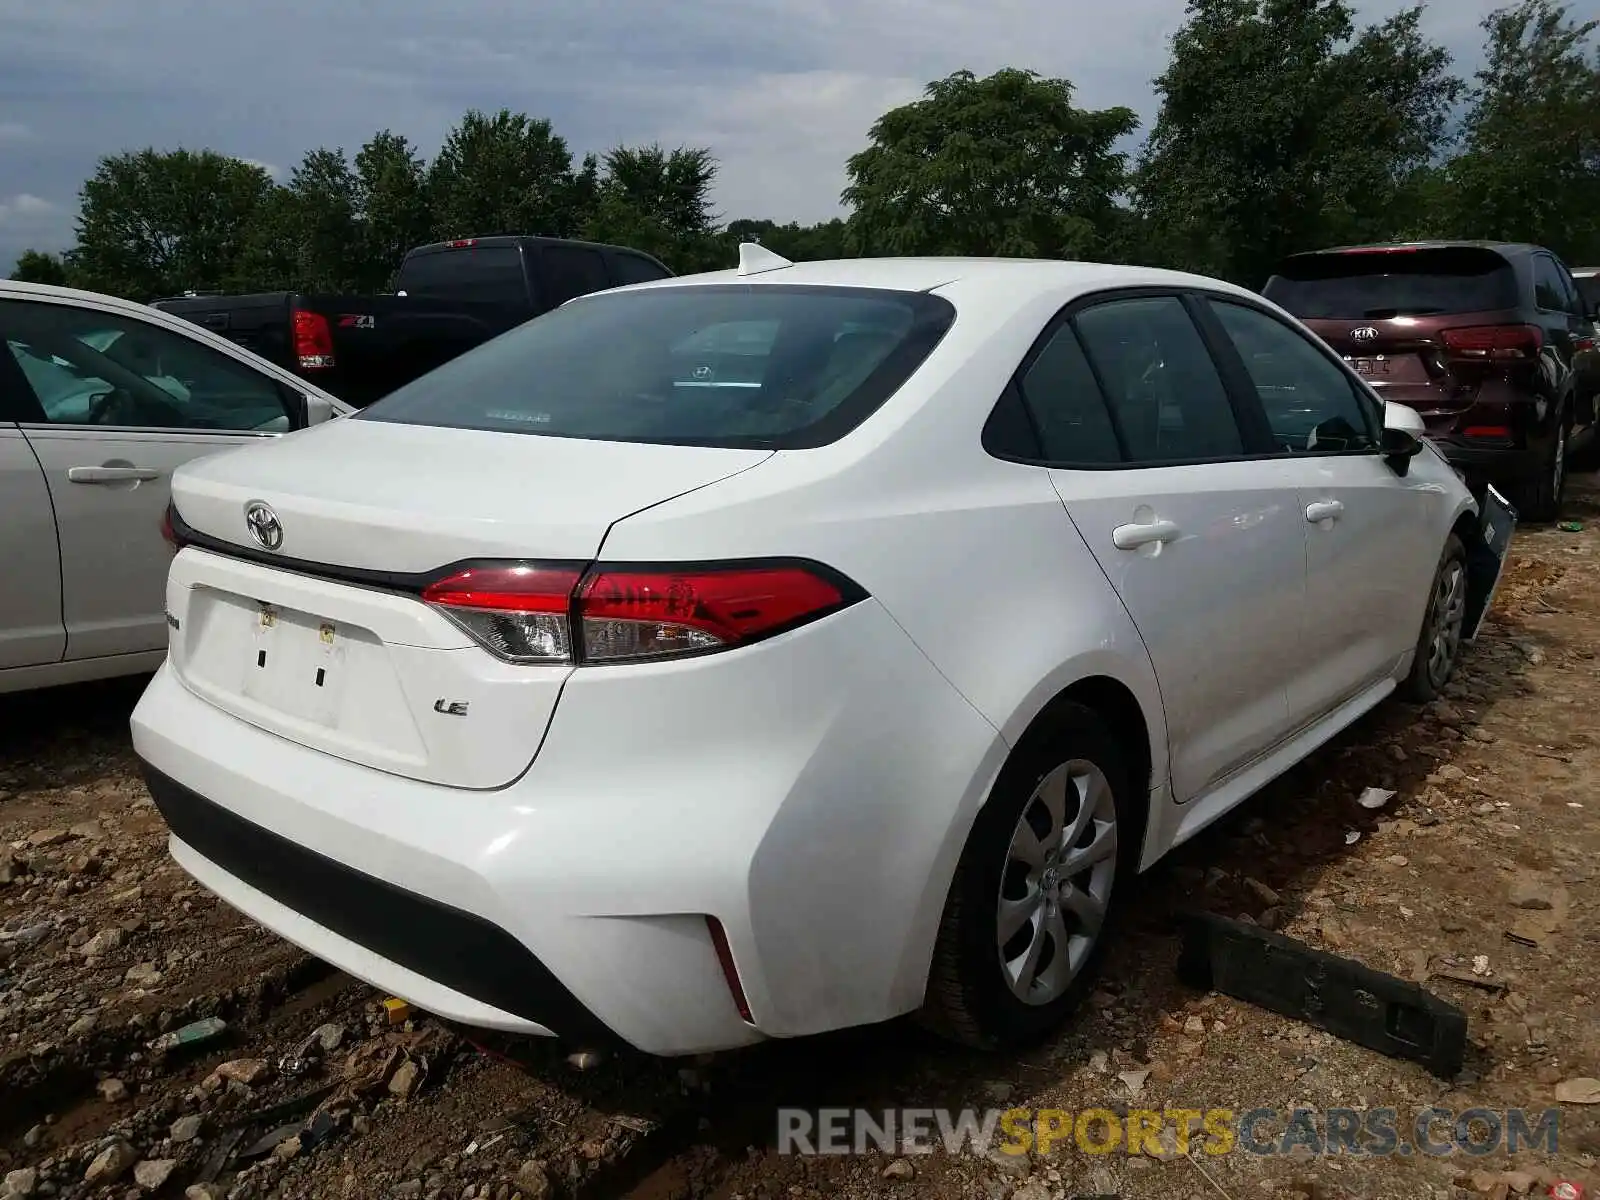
[0, 281, 349, 695]
[131, 246, 1491, 1056]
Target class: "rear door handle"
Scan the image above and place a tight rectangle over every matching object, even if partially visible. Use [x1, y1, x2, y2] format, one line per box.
[68, 466, 162, 484]
[1112, 519, 1181, 550]
[1305, 500, 1345, 523]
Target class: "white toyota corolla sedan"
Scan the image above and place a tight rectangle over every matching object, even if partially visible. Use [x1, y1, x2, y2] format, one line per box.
[131, 246, 1494, 1057]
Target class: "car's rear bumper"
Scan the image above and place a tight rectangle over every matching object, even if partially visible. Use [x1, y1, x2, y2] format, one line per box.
[130, 598, 1005, 1055]
[1433, 438, 1544, 481]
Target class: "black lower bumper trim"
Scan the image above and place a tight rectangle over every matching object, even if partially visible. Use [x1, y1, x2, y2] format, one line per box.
[139, 761, 615, 1044]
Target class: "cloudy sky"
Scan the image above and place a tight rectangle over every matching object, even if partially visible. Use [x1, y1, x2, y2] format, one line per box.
[1, 0, 1502, 273]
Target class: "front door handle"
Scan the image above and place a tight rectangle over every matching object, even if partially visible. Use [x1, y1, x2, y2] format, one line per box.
[1112, 518, 1181, 550]
[1305, 500, 1345, 524]
[68, 465, 163, 484]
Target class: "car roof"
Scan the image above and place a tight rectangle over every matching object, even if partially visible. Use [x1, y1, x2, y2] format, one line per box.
[1281, 240, 1543, 260]
[609, 256, 1264, 305]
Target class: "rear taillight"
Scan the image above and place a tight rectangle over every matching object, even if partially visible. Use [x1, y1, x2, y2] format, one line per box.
[160, 504, 178, 552]
[292, 309, 336, 370]
[1461, 425, 1513, 440]
[420, 560, 862, 665]
[1440, 324, 1542, 361]
[421, 564, 583, 663]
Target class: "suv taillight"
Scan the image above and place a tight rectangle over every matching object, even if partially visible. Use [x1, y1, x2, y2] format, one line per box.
[421, 560, 863, 664]
[1440, 324, 1542, 360]
[293, 309, 336, 370]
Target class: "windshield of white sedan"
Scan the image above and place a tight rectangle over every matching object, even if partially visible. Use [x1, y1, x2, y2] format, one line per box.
[360, 284, 956, 449]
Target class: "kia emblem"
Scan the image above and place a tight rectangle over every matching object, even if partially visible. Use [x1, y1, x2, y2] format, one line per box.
[1351, 326, 1380, 343]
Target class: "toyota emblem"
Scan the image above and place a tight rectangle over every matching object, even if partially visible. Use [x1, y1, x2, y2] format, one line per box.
[1351, 326, 1380, 343]
[244, 501, 283, 551]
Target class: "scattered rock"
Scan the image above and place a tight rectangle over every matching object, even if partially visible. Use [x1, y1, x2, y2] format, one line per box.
[988, 1146, 1032, 1179]
[3, 1167, 38, 1198]
[1012, 1182, 1052, 1200]
[1184, 1016, 1206, 1035]
[170, 1115, 204, 1142]
[1357, 787, 1396, 810]
[273, 1136, 302, 1161]
[68, 1013, 98, 1037]
[133, 1159, 177, 1191]
[312, 1022, 346, 1053]
[1508, 874, 1554, 910]
[882, 1158, 915, 1180]
[212, 1057, 271, 1086]
[1244, 877, 1281, 906]
[97, 1077, 130, 1102]
[514, 1161, 551, 1199]
[80, 927, 124, 958]
[124, 962, 162, 987]
[27, 828, 70, 847]
[389, 1060, 423, 1099]
[68, 820, 103, 840]
[1554, 1077, 1600, 1104]
[84, 1140, 138, 1185]
[185, 1186, 224, 1200]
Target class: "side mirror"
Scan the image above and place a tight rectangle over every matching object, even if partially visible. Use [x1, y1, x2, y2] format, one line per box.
[1382, 400, 1425, 475]
[303, 392, 339, 425]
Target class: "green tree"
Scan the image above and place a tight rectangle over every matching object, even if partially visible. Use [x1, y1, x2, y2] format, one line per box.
[1135, 0, 1463, 285]
[354, 131, 434, 289]
[583, 144, 722, 271]
[282, 148, 363, 290]
[725, 218, 849, 261]
[428, 109, 582, 240]
[72, 148, 278, 299]
[1439, 0, 1600, 262]
[842, 68, 1138, 260]
[9, 249, 70, 285]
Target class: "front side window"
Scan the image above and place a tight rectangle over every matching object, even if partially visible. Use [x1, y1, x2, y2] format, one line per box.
[0, 300, 290, 431]
[1209, 301, 1377, 453]
[1071, 296, 1244, 463]
[360, 284, 956, 449]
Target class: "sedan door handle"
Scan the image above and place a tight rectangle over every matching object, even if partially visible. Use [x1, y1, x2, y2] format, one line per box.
[68, 466, 163, 484]
[1112, 518, 1181, 550]
[1305, 500, 1345, 523]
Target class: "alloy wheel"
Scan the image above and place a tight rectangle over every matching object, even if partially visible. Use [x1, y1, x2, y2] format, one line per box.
[1426, 557, 1467, 690]
[996, 759, 1118, 1006]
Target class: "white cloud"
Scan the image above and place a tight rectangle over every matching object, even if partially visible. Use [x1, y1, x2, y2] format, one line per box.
[239, 158, 283, 180]
[0, 0, 1511, 269]
[0, 193, 56, 224]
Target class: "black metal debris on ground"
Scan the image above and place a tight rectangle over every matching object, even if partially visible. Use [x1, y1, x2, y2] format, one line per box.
[1178, 911, 1469, 1078]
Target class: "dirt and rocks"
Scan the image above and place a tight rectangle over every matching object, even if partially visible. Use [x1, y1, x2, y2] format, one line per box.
[4, 477, 1600, 1200]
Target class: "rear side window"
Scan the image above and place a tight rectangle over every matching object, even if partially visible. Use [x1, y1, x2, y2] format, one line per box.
[360, 284, 956, 450]
[541, 245, 612, 306]
[611, 252, 672, 286]
[1015, 324, 1122, 464]
[1072, 296, 1243, 463]
[1263, 248, 1519, 319]
[1533, 256, 1568, 312]
[397, 247, 529, 306]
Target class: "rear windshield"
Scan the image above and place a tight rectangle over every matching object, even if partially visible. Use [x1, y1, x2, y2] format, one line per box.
[1262, 248, 1519, 319]
[359, 284, 956, 449]
[396, 246, 529, 306]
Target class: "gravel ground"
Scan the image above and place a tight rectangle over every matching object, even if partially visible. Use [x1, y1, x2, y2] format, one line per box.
[4, 473, 1599, 1200]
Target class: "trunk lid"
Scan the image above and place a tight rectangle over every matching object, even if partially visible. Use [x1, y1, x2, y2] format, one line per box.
[167, 419, 770, 788]
[1264, 246, 1527, 430]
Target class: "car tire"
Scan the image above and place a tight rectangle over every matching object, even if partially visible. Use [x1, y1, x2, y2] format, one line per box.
[1508, 416, 1567, 523]
[1399, 533, 1468, 703]
[919, 703, 1134, 1050]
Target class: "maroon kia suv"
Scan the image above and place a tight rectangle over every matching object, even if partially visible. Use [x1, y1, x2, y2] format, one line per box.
[1264, 242, 1596, 520]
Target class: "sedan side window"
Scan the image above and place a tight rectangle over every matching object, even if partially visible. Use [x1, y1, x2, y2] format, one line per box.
[1016, 323, 1122, 464]
[1071, 296, 1243, 463]
[1208, 300, 1378, 454]
[0, 300, 290, 432]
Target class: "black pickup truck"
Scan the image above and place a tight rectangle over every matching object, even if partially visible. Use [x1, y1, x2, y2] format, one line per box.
[152, 236, 674, 407]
